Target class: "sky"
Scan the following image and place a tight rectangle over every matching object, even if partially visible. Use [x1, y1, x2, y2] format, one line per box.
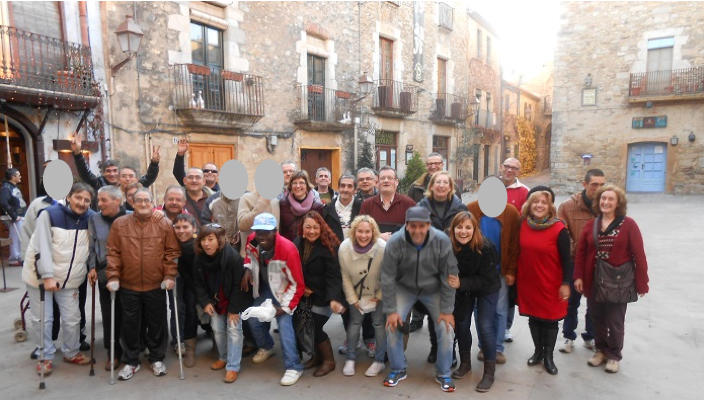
[469, 0, 562, 79]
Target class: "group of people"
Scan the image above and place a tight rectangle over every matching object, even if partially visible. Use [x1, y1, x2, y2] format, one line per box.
[14, 141, 649, 392]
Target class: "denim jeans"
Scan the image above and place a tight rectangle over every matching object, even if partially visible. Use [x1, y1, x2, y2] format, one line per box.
[210, 312, 244, 372]
[27, 285, 81, 360]
[456, 292, 498, 361]
[476, 277, 508, 353]
[347, 300, 386, 362]
[4, 219, 22, 261]
[386, 288, 454, 377]
[248, 286, 303, 371]
[562, 280, 594, 341]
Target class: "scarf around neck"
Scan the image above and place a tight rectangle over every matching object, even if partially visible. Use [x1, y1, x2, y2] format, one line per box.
[526, 215, 561, 230]
[353, 241, 374, 254]
[288, 190, 315, 216]
[101, 206, 127, 224]
[581, 190, 595, 216]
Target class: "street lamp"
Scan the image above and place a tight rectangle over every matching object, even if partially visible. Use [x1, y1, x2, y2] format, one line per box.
[358, 72, 374, 95]
[111, 15, 144, 75]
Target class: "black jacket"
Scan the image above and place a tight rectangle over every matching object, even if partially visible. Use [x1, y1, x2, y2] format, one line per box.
[454, 241, 501, 320]
[193, 243, 253, 314]
[173, 154, 220, 192]
[178, 239, 197, 290]
[293, 237, 344, 308]
[0, 180, 26, 219]
[417, 195, 468, 233]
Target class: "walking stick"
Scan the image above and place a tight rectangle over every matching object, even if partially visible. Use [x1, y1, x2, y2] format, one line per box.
[38, 283, 46, 390]
[89, 280, 96, 376]
[163, 282, 185, 380]
[110, 290, 116, 385]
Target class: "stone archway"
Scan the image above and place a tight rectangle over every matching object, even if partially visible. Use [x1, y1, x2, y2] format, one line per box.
[0, 106, 42, 199]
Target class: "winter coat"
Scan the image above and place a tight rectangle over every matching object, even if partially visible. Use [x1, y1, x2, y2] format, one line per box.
[88, 208, 131, 285]
[338, 238, 386, 305]
[453, 241, 501, 321]
[0, 180, 26, 219]
[237, 191, 280, 256]
[407, 172, 431, 203]
[467, 201, 521, 278]
[193, 243, 253, 315]
[20, 196, 56, 258]
[293, 237, 344, 308]
[417, 195, 468, 233]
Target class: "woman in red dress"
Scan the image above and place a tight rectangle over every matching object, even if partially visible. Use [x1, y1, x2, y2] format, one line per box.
[517, 186, 571, 375]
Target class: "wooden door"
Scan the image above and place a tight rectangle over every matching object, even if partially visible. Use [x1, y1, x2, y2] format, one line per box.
[300, 148, 332, 187]
[187, 143, 235, 170]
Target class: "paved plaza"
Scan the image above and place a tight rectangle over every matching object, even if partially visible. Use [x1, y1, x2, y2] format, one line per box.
[0, 194, 702, 400]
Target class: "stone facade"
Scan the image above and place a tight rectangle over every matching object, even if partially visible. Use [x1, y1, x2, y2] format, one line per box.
[552, 1, 704, 195]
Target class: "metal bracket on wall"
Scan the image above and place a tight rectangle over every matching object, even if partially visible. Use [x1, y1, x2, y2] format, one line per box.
[37, 107, 56, 137]
[74, 110, 89, 137]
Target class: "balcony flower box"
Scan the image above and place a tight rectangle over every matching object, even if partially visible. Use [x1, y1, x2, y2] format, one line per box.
[221, 71, 243, 81]
[187, 64, 211, 76]
[631, 87, 641, 96]
[308, 85, 323, 94]
[335, 90, 351, 99]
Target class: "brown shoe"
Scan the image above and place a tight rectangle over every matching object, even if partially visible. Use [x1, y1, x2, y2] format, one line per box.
[224, 370, 238, 383]
[495, 352, 507, 364]
[105, 358, 121, 372]
[64, 352, 91, 365]
[211, 360, 226, 370]
[313, 339, 336, 377]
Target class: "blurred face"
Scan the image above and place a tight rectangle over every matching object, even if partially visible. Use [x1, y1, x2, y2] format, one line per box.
[125, 188, 138, 208]
[316, 170, 330, 189]
[200, 233, 219, 256]
[302, 217, 321, 242]
[184, 170, 204, 192]
[378, 170, 398, 195]
[357, 172, 375, 194]
[338, 178, 355, 203]
[431, 173, 451, 201]
[133, 191, 153, 218]
[164, 189, 186, 215]
[103, 166, 119, 185]
[530, 194, 550, 220]
[500, 159, 521, 183]
[174, 220, 195, 243]
[584, 176, 606, 199]
[354, 221, 373, 247]
[67, 190, 92, 216]
[97, 192, 121, 217]
[290, 178, 308, 200]
[425, 156, 444, 175]
[282, 164, 296, 186]
[202, 164, 219, 186]
[454, 218, 475, 246]
[254, 229, 276, 251]
[406, 221, 430, 245]
[119, 168, 137, 189]
[599, 190, 618, 216]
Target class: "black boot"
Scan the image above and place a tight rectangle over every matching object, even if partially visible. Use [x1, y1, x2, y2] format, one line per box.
[475, 360, 496, 392]
[427, 321, 438, 363]
[452, 352, 472, 379]
[543, 325, 559, 375]
[527, 319, 543, 366]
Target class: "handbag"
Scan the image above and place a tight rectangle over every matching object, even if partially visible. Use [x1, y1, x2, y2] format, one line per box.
[592, 218, 638, 304]
[293, 297, 315, 355]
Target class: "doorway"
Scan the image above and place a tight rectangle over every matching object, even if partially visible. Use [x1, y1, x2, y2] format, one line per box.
[626, 142, 667, 192]
[0, 125, 30, 202]
[300, 147, 340, 190]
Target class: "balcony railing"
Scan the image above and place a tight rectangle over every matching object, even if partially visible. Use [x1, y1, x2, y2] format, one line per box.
[0, 25, 100, 110]
[372, 79, 418, 117]
[172, 64, 264, 129]
[629, 67, 704, 101]
[543, 95, 552, 115]
[293, 84, 353, 132]
[439, 3, 454, 31]
[429, 93, 468, 124]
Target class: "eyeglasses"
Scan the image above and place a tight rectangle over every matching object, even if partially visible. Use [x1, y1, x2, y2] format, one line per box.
[186, 175, 203, 181]
[203, 169, 218, 174]
[379, 176, 396, 182]
[358, 177, 375, 182]
[133, 198, 152, 204]
[502, 164, 520, 171]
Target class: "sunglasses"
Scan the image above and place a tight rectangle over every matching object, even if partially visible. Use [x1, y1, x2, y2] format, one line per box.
[203, 169, 218, 174]
[206, 223, 223, 229]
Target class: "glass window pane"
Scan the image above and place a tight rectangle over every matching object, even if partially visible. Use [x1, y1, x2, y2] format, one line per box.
[206, 28, 223, 68]
[391, 149, 396, 169]
[379, 150, 388, 166]
[191, 23, 204, 65]
[648, 37, 674, 50]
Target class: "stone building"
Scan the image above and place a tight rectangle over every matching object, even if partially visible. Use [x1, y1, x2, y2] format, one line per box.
[552, 1, 704, 194]
[99, 1, 503, 199]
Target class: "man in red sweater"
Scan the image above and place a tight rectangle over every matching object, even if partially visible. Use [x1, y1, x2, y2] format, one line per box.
[500, 158, 530, 213]
[359, 166, 416, 241]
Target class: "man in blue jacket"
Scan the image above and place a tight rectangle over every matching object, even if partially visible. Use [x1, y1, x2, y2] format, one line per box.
[381, 207, 459, 392]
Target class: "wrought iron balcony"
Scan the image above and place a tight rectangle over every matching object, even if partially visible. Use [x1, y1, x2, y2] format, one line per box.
[429, 93, 469, 125]
[0, 25, 100, 110]
[628, 67, 704, 103]
[372, 79, 418, 117]
[172, 64, 264, 130]
[293, 84, 353, 132]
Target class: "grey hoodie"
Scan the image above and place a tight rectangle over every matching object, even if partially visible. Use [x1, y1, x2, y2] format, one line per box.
[381, 226, 459, 315]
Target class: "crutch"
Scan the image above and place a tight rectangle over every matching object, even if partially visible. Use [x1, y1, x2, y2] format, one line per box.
[164, 281, 185, 380]
[89, 280, 96, 376]
[110, 290, 116, 385]
[38, 283, 46, 390]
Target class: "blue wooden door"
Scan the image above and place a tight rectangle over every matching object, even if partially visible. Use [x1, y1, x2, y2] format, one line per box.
[626, 143, 667, 192]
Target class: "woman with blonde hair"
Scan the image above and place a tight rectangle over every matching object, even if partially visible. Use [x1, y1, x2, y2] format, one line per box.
[338, 215, 387, 377]
[517, 186, 571, 375]
[417, 171, 467, 232]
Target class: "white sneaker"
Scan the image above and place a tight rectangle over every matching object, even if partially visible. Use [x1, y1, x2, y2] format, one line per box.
[584, 339, 597, 352]
[504, 329, 514, 343]
[342, 360, 355, 376]
[151, 361, 167, 376]
[365, 361, 386, 377]
[589, 351, 607, 367]
[252, 346, 275, 364]
[338, 340, 348, 355]
[605, 359, 619, 373]
[118, 364, 141, 380]
[280, 369, 302, 386]
[559, 339, 574, 353]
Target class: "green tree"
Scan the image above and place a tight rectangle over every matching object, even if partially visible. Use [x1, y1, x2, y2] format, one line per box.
[399, 151, 426, 193]
[358, 140, 375, 170]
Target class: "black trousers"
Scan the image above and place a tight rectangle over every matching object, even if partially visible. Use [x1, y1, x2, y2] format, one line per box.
[79, 278, 87, 343]
[98, 283, 123, 359]
[312, 312, 331, 344]
[120, 288, 167, 366]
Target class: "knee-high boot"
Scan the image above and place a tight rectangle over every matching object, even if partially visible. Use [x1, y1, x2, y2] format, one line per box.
[543, 324, 559, 375]
[313, 339, 336, 377]
[475, 360, 496, 392]
[527, 319, 543, 366]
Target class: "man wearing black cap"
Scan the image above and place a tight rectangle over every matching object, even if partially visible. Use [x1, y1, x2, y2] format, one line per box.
[381, 206, 459, 392]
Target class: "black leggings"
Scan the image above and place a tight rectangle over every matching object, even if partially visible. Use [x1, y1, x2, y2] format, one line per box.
[529, 318, 558, 330]
[312, 312, 331, 344]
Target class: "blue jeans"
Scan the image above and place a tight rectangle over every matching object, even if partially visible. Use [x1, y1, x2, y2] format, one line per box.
[456, 292, 498, 361]
[248, 286, 303, 371]
[386, 288, 454, 378]
[27, 285, 81, 360]
[563, 280, 594, 341]
[476, 277, 508, 353]
[210, 312, 244, 372]
[347, 301, 386, 362]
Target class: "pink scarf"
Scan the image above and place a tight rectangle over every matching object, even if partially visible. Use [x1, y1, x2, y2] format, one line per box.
[288, 190, 315, 216]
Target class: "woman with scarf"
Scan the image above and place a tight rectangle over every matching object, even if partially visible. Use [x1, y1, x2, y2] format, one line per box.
[193, 223, 253, 383]
[173, 214, 201, 368]
[279, 170, 342, 241]
[517, 186, 571, 375]
[293, 211, 345, 377]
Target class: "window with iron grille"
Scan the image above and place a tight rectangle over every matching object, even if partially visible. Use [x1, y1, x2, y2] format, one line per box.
[307, 54, 326, 121]
[190, 22, 224, 110]
[438, 3, 453, 31]
[432, 136, 449, 169]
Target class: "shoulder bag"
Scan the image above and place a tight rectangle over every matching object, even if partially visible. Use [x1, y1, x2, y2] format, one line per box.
[592, 218, 638, 304]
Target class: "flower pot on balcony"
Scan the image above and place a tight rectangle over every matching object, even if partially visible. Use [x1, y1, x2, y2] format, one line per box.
[308, 85, 323, 94]
[336, 90, 351, 99]
[187, 64, 211, 76]
[399, 91, 412, 112]
[222, 71, 243, 81]
[451, 102, 463, 120]
[378, 86, 392, 108]
[630, 87, 641, 96]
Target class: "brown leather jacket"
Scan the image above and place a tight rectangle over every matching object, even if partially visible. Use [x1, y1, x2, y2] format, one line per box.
[557, 191, 595, 258]
[467, 201, 520, 278]
[106, 211, 180, 292]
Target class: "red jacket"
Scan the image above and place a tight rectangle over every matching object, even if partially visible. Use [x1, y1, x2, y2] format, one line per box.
[574, 217, 649, 298]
